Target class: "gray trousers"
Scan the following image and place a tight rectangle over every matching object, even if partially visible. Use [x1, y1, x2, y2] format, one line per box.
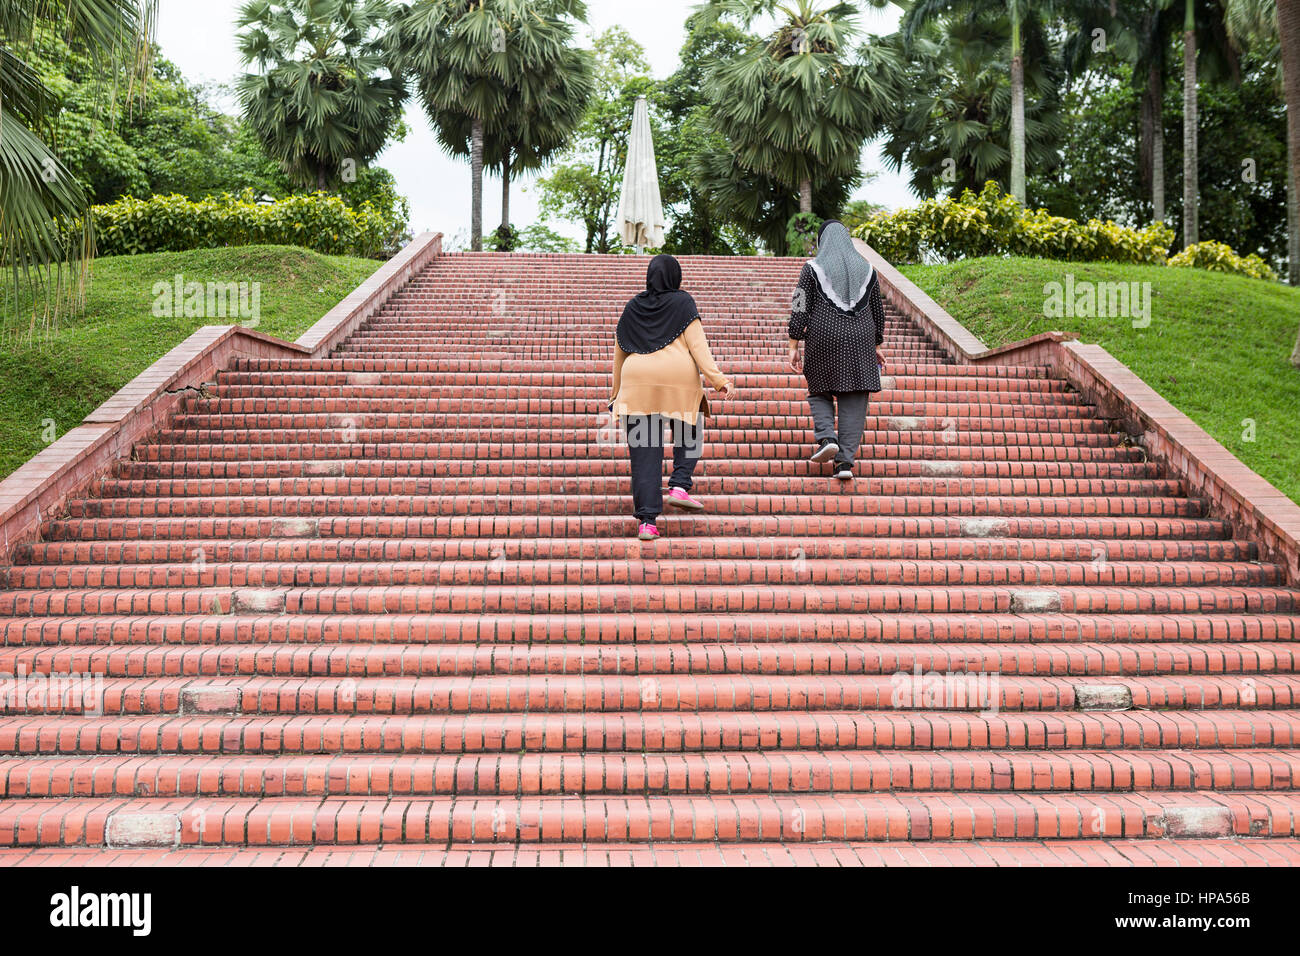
[808, 391, 870, 465]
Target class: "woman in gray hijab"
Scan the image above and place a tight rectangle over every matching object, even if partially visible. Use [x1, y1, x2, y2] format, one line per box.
[787, 219, 887, 481]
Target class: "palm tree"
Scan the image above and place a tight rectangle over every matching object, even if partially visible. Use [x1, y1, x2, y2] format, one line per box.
[1226, 0, 1298, 293]
[236, 0, 406, 193]
[904, 0, 1060, 204]
[1182, 0, 1201, 245]
[699, 0, 900, 215]
[1270, 0, 1300, 362]
[423, 8, 593, 240]
[493, 49, 593, 235]
[1170, 0, 1241, 248]
[1, 0, 156, 321]
[391, 0, 589, 251]
[882, 13, 1065, 200]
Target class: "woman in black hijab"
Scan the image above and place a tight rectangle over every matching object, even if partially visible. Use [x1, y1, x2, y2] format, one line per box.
[610, 254, 734, 541]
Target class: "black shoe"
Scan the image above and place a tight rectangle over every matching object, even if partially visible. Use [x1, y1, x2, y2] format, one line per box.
[834, 463, 854, 481]
[810, 439, 840, 464]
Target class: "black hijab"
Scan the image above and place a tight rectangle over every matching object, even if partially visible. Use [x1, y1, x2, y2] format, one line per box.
[616, 254, 700, 354]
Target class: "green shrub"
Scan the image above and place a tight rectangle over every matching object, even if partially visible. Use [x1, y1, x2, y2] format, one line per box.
[489, 224, 520, 252]
[786, 213, 822, 258]
[855, 182, 1174, 266]
[82, 189, 410, 260]
[1168, 240, 1279, 281]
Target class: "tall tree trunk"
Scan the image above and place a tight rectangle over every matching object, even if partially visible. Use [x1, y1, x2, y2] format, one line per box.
[1182, 0, 1198, 248]
[1146, 61, 1166, 223]
[500, 150, 511, 233]
[471, 117, 484, 252]
[799, 179, 813, 214]
[1290, 158, 1299, 288]
[1281, 0, 1300, 363]
[1009, 4, 1026, 204]
[1280, 0, 1300, 294]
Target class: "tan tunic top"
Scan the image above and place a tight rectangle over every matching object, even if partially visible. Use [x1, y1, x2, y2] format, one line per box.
[610, 319, 729, 426]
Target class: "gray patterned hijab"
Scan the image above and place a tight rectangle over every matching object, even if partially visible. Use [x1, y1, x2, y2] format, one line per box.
[809, 219, 873, 311]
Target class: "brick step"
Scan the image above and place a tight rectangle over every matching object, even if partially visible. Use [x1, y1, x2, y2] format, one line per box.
[6, 583, 1293, 619]
[2, 839, 1291, 865]
[351, 333, 933, 348]
[207, 385, 1085, 406]
[131, 443, 1147, 465]
[3, 791, 1295, 846]
[222, 363, 1054, 383]
[5, 750, 1298, 799]
[59, 493, 1206, 521]
[5, 673, 1296, 716]
[165, 414, 1118, 436]
[114, 458, 1160, 480]
[10, 558, 1279, 591]
[333, 347, 946, 360]
[336, 331, 935, 343]
[88, 475, 1184, 502]
[38, 513, 1232, 543]
[179, 398, 1100, 418]
[15, 535, 1258, 568]
[6, 709, 1296, 756]
[4, 641, 1296, 680]
[5, 612, 1298, 649]
[143, 432, 1129, 456]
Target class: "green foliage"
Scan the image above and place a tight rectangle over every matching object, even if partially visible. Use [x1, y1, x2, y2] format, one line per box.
[488, 225, 520, 252]
[1031, 52, 1289, 266]
[839, 196, 885, 235]
[0, 0, 156, 316]
[1169, 241, 1280, 280]
[786, 213, 822, 257]
[517, 224, 580, 253]
[856, 182, 1176, 265]
[84, 190, 410, 260]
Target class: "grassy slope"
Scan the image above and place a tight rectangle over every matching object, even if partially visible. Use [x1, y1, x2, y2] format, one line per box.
[0, 246, 378, 480]
[900, 257, 1300, 504]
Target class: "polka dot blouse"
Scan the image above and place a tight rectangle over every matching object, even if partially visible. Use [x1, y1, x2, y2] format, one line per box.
[787, 263, 886, 395]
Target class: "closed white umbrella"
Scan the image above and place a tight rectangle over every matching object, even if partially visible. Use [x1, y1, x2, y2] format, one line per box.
[617, 96, 665, 252]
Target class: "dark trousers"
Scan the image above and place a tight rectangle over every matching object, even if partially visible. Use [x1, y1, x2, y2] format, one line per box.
[623, 414, 702, 523]
[808, 391, 870, 465]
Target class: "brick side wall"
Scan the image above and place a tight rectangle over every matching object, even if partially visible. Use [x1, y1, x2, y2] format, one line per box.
[0, 232, 443, 566]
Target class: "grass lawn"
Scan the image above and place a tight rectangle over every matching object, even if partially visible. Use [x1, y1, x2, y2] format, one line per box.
[900, 257, 1300, 505]
[0, 246, 379, 481]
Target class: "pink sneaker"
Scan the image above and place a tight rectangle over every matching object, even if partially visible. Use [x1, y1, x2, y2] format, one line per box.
[665, 487, 704, 511]
[637, 522, 661, 541]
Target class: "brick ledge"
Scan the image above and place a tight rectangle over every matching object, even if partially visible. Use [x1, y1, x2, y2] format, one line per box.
[857, 239, 1300, 586]
[0, 231, 443, 566]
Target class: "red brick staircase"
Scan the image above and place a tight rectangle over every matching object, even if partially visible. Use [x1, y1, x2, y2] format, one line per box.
[2, 251, 1298, 866]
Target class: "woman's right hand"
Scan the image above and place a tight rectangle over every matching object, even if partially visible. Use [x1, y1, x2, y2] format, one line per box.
[788, 341, 803, 373]
[715, 380, 736, 399]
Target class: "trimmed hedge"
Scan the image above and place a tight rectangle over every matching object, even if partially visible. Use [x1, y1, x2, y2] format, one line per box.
[855, 182, 1176, 266]
[1168, 240, 1279, 281]
[84, 190, 409, 260]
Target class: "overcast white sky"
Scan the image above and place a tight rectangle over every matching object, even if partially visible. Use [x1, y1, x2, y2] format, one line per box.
[157, 0, 916, 246]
